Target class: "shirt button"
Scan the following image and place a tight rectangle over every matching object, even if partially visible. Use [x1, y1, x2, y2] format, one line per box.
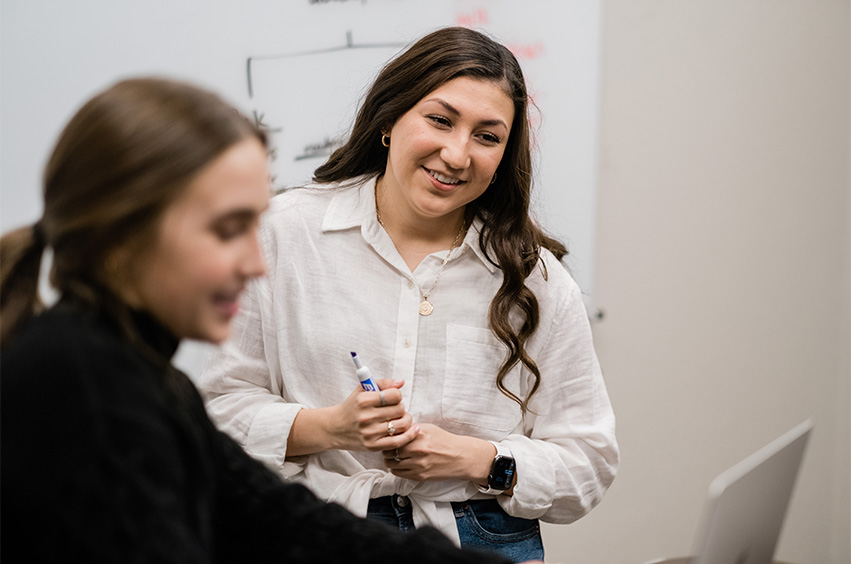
[407, 279, 415, 289]
[396, 495, 409, 507]
[402, 339, 411, 348]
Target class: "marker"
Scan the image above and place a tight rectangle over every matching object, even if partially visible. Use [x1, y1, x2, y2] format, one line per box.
[350, 352, 379, 392]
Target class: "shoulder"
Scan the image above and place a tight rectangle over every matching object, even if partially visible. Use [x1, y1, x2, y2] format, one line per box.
[3, 305, 125, 374]
[2, 305, 158, 412]
[267, 184, 334, 216]
[260, 179, 371, 248]
[258, 186, 330, 257]
[264, 178, 367, 222]
[261, 183, 341, 239]
[527, 248, 581, 302]
[1, 305, 163, 472]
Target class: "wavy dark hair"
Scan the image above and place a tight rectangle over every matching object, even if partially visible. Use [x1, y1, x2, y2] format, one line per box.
[314, 26, 567, 414]
[0, 77, 266, 348]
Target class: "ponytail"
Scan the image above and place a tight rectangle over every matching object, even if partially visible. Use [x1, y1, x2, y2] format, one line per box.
[1, 223, 46, 346]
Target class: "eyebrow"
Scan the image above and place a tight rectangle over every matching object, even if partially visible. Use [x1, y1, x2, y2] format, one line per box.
[212, 208, 261, 225]
[427, 98, 509, 129]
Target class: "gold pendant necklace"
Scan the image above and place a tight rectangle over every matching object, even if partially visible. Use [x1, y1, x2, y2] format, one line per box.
[376, 207, 466, 316]
[418, 300, 435, 316]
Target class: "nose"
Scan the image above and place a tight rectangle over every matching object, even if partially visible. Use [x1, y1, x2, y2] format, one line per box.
[241, 231, 267, 280]
[440, 133, 471, 170]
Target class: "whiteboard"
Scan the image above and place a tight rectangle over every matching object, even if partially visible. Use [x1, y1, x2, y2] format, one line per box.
[0, 0, 603, 375]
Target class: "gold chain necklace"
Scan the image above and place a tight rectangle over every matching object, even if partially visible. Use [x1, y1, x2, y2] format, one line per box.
[376, 208, 466, 316]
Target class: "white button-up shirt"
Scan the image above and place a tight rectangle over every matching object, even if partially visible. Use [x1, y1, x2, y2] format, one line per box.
[199, 177, 618, 545]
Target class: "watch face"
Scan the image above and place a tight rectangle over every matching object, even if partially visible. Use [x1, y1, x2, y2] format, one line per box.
[489, 455, 516, 490]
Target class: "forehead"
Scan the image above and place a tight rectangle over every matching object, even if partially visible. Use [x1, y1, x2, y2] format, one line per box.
[178, 138, 269, 211]
[146, 139, 269, 241]
[416, 76, 514, 120]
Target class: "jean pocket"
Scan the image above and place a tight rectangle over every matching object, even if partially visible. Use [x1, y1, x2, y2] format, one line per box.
[455, 500, 541, 543]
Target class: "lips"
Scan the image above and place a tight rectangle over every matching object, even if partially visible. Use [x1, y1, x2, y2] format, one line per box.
[425, 167, 463, 187]
[214, 290, 243, 319]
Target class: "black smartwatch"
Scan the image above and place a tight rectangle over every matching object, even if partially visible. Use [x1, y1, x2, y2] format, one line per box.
[477, 442, 516, 494]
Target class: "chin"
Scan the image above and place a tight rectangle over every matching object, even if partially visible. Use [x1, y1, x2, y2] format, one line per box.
[185, 323, 230, 345]
[204, 328, 231, 344]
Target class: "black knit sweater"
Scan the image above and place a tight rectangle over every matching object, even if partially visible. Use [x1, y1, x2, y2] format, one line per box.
[1, 300, 509, 564]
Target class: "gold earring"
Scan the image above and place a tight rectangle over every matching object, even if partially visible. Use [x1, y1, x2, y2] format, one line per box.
[490, 172, 498, 185]
[381, 133, 390, 147]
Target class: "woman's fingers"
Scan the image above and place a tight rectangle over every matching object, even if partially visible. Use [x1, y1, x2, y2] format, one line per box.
[337, 382, 418, 451]
[356, 386, 403, 410]
[371, 412, 411, 440]
[375, 377, 404, 390]
[365, 414, 419, 451]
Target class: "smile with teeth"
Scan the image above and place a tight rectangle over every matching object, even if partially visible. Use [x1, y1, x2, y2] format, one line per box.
[426, 168, 462, 185]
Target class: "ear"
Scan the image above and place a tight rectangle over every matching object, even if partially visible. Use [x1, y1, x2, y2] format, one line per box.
[381, 120, 397, 135]
[103, 245, 144, 308]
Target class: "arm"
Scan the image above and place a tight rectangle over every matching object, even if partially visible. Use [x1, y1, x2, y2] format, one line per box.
[200, 256, 418, 468]
[287, 378, 419, 456]
[496, 263, 619, 522]
[381, 424, 505, 491]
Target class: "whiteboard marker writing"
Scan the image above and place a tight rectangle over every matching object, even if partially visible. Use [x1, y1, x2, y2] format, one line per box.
[350, 352, 379, 391]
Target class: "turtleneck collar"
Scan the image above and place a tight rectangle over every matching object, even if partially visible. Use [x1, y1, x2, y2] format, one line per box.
[127, 306, 181, 361]
[58, 294, 180, 362]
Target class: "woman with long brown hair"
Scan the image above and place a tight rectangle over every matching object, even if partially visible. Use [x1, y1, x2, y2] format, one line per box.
[0, 76, 518, 564]
[200, 26, 618, 562]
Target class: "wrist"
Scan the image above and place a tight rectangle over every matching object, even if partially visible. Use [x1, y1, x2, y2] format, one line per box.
[465, 437, 498, 484]
[322, 404, 346, 450]
[287, 406, 338, 456]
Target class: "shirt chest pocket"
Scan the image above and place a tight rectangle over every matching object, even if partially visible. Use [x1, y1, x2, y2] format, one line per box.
[442, 324, 523, 433]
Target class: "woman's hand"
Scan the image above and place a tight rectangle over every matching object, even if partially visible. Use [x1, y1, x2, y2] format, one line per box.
[326, 379, 419, 452]
[380, 423, 496, 483]
[287, 379, 419, 457]
[330, 378, 417, 451]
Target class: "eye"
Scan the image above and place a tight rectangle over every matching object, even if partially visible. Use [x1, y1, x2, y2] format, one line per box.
[213, 217, 251, 241]
[478, 132, 503, 145]
[427, 114, 452, 128]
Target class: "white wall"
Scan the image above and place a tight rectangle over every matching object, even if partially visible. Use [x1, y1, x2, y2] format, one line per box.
[541, 1, 850, 563]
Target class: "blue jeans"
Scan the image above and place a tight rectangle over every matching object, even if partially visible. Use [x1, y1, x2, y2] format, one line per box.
[367, 495, 544, 563]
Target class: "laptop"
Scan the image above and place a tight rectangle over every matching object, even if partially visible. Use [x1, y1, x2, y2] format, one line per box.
[689, 419, 813, 564]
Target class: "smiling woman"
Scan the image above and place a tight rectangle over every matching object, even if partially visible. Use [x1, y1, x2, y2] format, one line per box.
[0, 77, 515, 564]
[378, 76, 515, 270]
[114, 137, 270, 343]
[199, 26, 619, 564]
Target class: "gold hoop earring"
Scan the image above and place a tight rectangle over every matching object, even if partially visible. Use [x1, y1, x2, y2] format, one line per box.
[381, 133, 390, 147]
[490, 172, 498, 185]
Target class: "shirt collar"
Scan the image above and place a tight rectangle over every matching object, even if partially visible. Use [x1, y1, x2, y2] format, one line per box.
[321, 176, 378, 232]
[463, 219, 497, 274]
[322, 176, 497, 274]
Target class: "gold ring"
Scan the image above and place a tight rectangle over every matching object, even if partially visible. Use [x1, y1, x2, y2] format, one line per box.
[387, 420, 396, 436]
